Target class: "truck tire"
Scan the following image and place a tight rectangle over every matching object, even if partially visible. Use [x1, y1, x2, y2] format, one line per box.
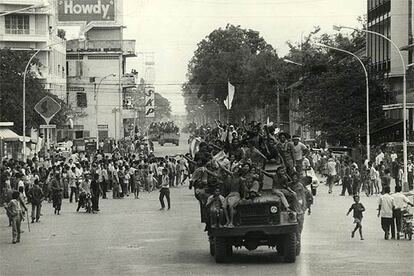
[214, 237, 227, 263]
[283, 233, 297, 263]
[312, 188, 317, 196]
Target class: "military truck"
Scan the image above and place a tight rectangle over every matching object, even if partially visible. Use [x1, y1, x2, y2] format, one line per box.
[159, 132, 180, 146]
[204, 162, 300, 263]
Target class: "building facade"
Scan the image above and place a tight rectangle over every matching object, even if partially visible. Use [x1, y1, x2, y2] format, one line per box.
[0, 0, 67, 100]
[60, 14, 136, 142]
[367, 0, 414, 123]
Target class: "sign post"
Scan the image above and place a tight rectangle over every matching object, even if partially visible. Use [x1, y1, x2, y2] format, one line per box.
[35, 96, 61, 151]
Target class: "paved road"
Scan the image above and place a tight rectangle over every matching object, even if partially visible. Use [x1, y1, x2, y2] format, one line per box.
[1, 134, 413, 275]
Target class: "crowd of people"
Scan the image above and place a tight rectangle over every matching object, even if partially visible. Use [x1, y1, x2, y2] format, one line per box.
[148, 121, 180, 135]
[1, 119, 413, 244]
[186, 120, 313, 230]
[0, 134, 190, 244]
[186, 120, 413, 240]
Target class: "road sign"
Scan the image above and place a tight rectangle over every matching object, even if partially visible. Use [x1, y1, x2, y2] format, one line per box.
[40, 124, 56, 129]
[34, 96, 61, 124]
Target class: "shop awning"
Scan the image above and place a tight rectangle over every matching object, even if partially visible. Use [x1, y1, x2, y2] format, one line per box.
[0, 128, 20, 141]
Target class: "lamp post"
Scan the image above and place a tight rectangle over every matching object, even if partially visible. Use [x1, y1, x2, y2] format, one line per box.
[95, 73, 116, 149]
[334, 25, 408, 190]
[22, 41, 64, 162]
[313, 42, 371, 161]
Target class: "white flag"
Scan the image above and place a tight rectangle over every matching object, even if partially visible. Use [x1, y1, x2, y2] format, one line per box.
[224, 82, 235, 110]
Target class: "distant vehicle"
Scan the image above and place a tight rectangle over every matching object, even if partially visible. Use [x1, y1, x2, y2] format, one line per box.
[159, 132, 180, 146]
[205, 162, 299, 263]
[56, 142, 71, 153]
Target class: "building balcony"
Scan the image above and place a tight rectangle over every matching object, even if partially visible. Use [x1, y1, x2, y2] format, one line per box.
[66, 39, 136, 57]
[0, 0, 43, 5]
[0, 33, 48, 42]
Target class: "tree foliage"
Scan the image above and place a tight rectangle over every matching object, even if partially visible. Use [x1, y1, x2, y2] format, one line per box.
[184, 24, 285, 122]
[0, 49, 69, 134]
[284, 27, 390, 146]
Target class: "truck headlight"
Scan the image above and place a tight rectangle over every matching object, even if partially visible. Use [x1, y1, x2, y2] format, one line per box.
[270, 206, 278, 214]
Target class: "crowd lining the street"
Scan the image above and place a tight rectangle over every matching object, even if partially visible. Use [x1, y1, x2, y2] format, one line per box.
[1, 120, 413, 244]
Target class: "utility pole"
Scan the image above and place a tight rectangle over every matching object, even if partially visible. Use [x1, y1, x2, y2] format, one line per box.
[277, 86, 281, 129]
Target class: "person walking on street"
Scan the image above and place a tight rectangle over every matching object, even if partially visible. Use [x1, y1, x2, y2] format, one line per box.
[377, 186, 395, 240]
[28, 181, 43, 223]
[390, 185, 414, 239]
[326, 158, 337, 194]
[5, 191, 24, 244]
[51, 173, 63, 215]
[91, 173, 102, 213]
[68, 167, 78, 203]
[159, 168, 171, 210]
[347, 195, 365, 240]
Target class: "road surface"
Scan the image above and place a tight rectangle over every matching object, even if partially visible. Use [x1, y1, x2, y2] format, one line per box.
[1, 133, 413, 275]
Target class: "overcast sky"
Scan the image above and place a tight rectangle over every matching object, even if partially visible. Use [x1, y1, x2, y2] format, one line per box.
[105, 0, 367, 115]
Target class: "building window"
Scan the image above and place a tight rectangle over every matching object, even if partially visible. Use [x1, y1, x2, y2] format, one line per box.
[5, 15, 29, 34]
[76, 92, 87, 108]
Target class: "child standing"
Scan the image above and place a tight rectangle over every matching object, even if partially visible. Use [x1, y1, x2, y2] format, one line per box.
[346, 195, 365, 240]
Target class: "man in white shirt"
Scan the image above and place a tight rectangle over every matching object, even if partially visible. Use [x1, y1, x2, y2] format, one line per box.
[326, 158, 337, 194]
[291, 136, 309, 175]
[375, 149, 384, 166]
[377, 186, 395, 240]
[391, 186, 414, 239]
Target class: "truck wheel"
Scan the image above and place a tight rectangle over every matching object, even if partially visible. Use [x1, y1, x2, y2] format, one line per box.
[312, 188, 317, 196]
[214, 237, 227, 263]
[283, 233, 297, 263]
[296, 233, 301, 256]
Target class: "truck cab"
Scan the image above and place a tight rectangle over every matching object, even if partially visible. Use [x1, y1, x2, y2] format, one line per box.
[206, 162, 299, 263]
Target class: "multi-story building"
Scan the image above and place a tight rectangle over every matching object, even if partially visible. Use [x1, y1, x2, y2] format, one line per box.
[0, 0, 67, 100]
[61, 25, 136, 142]
[367, 0, 414, 139]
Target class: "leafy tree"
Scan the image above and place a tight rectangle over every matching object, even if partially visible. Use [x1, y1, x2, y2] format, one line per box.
[0, 49, 69, 134]
[284, 28, 390, 146]
[184, 24, 284, 122]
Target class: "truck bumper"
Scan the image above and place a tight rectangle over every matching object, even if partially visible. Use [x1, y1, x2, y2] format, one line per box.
[211, 224, 298, 237]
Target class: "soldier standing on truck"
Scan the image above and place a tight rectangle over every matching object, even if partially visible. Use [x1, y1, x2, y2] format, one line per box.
[219, 165, 246, 228]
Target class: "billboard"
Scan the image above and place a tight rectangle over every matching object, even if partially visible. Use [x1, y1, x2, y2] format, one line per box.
[58, 0, 115, 23]
[144, 86, 155, 118]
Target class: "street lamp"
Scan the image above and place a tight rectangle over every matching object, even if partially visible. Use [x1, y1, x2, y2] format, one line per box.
[22, 41, 64, 161]
[95, 73, 116, 149]
[313, 42, 371, 161]
[283, 59, 303, 66]
[334, 25, 408, 190]
[22, 35, 85, 161]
